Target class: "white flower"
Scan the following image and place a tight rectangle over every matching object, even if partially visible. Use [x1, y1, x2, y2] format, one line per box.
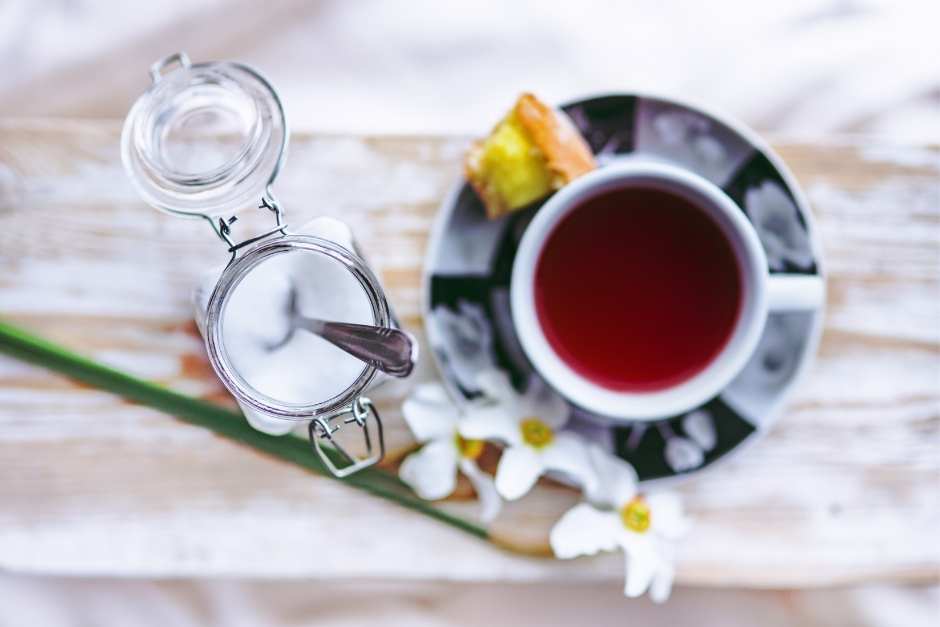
[459, 371, 593, 501]
[429, 301, 495, 395]
[399, 383, 501, 522]
[550, 447, 691, 602]
[744, 182, 814, 271]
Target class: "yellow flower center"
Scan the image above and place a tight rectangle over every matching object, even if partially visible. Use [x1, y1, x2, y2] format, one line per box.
[620, 497, 652, 533]
[520, 417, 554, 449]
[455, 433, 485, 460]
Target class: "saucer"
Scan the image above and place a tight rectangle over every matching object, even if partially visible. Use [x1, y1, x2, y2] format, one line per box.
[423, 94, 825, 482]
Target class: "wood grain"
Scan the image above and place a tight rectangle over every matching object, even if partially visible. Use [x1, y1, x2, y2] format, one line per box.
[0, 121, 937, 587]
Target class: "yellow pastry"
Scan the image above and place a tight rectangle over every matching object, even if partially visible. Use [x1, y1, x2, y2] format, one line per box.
[465, 93, 596, 219]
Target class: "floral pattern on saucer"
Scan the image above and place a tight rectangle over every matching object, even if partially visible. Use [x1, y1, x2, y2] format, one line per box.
[424, 94, 824, 482]
[631, 97, 754, 185]
[724, 152, 818, 274]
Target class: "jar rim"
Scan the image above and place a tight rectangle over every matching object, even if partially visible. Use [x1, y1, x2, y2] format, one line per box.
[204, 234, 389, 419]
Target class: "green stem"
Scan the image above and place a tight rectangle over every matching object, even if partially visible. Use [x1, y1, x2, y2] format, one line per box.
[0, 319, 487, 540]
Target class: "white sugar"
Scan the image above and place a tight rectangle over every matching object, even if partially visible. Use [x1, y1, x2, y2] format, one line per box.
[222, 249, 374, 405]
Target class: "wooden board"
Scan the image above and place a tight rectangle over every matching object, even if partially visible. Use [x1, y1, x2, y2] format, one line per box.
[0, 120, 937, 587]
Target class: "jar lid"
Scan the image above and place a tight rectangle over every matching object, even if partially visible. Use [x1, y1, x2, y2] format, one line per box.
[121, 52, 287, 217]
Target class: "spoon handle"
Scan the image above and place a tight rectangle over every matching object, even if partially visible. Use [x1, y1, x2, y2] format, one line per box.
[296, 317, 417, 378]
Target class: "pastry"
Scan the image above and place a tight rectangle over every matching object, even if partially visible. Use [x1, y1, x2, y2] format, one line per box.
[464, 93, 596, 219]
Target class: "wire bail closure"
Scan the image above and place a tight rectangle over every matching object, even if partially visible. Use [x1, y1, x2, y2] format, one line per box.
[205, 187, 290, 264]
[309, 397, 385, 478]
[149, 52, 191, 83]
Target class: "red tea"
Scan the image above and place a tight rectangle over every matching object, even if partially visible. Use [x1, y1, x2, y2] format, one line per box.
[533, 187, 742, 392]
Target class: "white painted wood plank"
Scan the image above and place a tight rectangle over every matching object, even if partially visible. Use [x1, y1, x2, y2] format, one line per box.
[0, 121, 937, 586]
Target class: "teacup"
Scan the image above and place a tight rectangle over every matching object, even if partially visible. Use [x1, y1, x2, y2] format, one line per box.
[511, 161, 824, 421]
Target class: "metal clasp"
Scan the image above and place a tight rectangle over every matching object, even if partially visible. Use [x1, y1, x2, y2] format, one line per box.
[149, 52, 191, 84]
[309, 397, 385, 478]
[205, 187, 289, 263]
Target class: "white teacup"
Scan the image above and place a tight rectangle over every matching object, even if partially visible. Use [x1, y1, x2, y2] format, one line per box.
[511, 161, 824, 421]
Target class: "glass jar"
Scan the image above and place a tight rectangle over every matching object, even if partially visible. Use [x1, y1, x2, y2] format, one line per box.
[122, 52, 412, 477]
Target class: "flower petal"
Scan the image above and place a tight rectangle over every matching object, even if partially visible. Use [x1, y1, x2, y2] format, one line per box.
[649, 561, 675, 603]
[584, 445, 639, 507]
[398, 439, 459, 500]
[520, 375, 569, 429]
[401, 383, 460, 442]
[459, 404, 521, 445]
[475, 369, 518, 404]
[494, 445, 543, 500]
[540, 432, 595, 489]
[411, 381, 452, 405]
[621, 535, 660, 599]
[549, 503, 620, 559]
[459, 458, 502, 523]
[647, 491, 692, 540]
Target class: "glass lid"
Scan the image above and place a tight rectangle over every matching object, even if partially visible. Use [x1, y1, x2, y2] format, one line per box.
[121, 52, 287, 217]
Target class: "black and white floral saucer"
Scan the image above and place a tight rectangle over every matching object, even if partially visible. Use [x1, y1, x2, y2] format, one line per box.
[423, 94, 825, 483]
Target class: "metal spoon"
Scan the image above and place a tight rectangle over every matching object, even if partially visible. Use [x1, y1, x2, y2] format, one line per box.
[269, 288, 417, 378]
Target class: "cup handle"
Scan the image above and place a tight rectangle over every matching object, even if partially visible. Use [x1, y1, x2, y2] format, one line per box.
[766, 274, 826, 312]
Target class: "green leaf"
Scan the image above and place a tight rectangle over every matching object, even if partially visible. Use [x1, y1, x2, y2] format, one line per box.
[0, 319, 488, 540]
